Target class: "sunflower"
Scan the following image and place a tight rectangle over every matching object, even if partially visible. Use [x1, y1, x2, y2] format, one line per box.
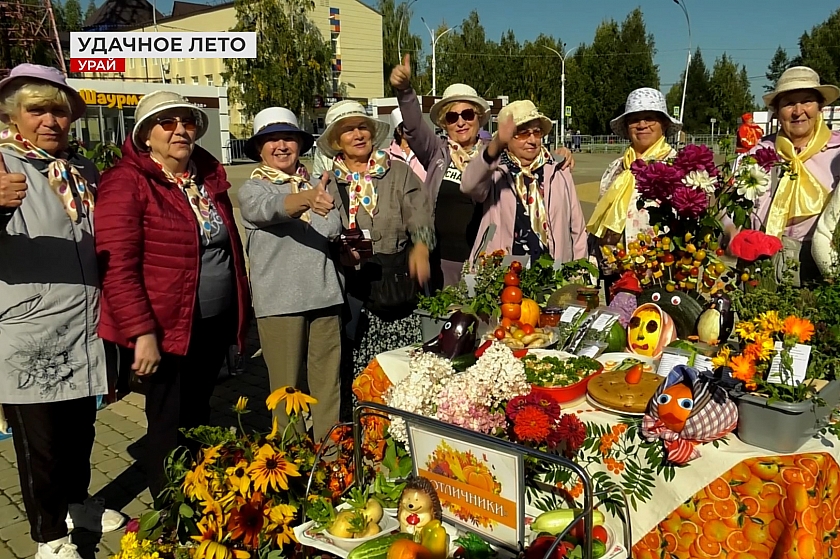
[743, 333, 775, 362]
[783, 316, 815, 344]
[226, 460, 252, 496]
[712, 345, 731, 369]
[247, 444, 301, 492]
[757, 310, 783, 334]
[266, 386, 317, 417]
[730, 354, 757, 385]
[227, 493, 266, 549]
[734, 321, 757, 342]
[196, 540, 250, 559]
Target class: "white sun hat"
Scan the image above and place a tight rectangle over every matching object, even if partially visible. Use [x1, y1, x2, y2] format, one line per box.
[609, 87, 682, 139]
[131, 90, 208, 149]
[316, 100, 390, 157]
[762, 66, 840, 109]
[390, 107, 404, 130]
[429, 83, 492, 128]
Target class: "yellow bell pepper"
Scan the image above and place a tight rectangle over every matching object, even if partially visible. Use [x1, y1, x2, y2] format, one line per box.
[419, 520, 449, 559]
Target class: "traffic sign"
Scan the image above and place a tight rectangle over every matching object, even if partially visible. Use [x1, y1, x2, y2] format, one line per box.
[565, 106, 572, 117]
[673, 106, 680, 118]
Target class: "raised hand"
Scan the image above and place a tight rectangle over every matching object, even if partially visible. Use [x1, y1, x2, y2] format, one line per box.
[308, 172, 335, 217]
[390, 53, 412, 92]
[496, 113, 516, 147]
[0, 156, 28, 210]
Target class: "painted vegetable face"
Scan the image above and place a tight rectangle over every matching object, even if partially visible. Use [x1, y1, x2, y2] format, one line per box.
[627, 303, 676, 359]
[422, 311, 478, 359]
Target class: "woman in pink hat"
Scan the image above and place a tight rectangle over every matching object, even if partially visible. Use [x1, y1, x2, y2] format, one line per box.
[0, 63, 125, 559]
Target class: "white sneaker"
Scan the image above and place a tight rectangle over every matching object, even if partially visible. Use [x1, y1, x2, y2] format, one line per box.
[65, 498, 126, 533]
[35, 541, 82, 559]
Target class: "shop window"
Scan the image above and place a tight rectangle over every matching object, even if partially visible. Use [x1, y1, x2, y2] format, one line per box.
[206, 75, 214, 86]
[192, 76, 198, 85]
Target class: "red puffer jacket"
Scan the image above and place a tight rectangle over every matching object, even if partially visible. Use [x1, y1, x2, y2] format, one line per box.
[95, 138, 250, 356]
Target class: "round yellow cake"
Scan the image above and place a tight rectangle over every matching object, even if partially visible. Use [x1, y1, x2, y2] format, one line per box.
[587, 369, 663, 414]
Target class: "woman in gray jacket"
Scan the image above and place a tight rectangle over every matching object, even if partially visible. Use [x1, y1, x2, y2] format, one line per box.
[0, 64, 123, 559]
[237, 107, 342, 443]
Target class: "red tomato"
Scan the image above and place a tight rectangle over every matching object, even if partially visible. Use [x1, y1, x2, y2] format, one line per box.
[501, 286, 523, 305]
[510, 261, 523, 274]
[493, 327, 506, 340]
[513, 349, 529, 359]
[503, 271, 520, 286]
[592, 526, 608, 544]
[521, 324, 535, 336]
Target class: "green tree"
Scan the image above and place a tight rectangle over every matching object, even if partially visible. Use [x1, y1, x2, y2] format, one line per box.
[222, 0, 332, 124]
[797, 7, 840, 91]
[84, 0, 96, 24]
[62, 0, 84, 31]
[378, 0, 423, 97]
[765, 46, 792, 92]
[666, 48, 711, 133]
[707, 54, 756, 134]
[435, 11, 495, 97]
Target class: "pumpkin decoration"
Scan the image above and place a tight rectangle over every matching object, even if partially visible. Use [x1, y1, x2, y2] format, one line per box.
[387, 539, 432, 559]
[519, 298, 541, 327]
[397, 477, 442, 534]
[627, 303, 677, 359]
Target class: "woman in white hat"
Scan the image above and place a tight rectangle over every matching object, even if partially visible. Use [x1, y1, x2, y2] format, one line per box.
[386, 107, 426, 181]
[0, 63, 125, 559]
[237, 107, 343, 443]
[462, 100, 587, 262]
[731, 67, 840, 283]
[95, 91, 251, 497]
[586, 88, 681, 287]
[318, 100, 434, 381]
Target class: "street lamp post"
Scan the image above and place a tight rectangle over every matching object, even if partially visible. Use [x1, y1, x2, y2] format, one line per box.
[543, 44, 576, 150]
[397, 0, 419, 61]
[421, 17, 459, 96]
[674, 0, 691, 127]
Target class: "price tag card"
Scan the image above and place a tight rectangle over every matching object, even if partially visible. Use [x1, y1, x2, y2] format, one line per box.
[656, 348, 691, 377]
[693, 354, 715, 373]
[591, 311, 619, 332]
[560, 305, 586, 324]
[577, 345, 601, 358]
[768, 342, 811, 385]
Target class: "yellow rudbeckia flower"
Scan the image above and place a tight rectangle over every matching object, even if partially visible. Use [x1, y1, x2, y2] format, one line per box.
[266, 386, 317, 417]
[234, 396, 249, 413]
[247, 444, 301, 493]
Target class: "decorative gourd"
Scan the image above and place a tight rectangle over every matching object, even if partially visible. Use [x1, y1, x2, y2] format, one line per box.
[627, 303, 677, 359]
[636, 288, 704, 338]
[519, 298, 541, 327]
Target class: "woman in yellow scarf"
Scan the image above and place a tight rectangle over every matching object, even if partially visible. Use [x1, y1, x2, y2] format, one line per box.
[740, 67, 840, 284]
[586, 88, 682, 294]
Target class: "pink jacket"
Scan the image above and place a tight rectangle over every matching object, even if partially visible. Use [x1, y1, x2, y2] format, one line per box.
[461, 149, 588, 264]
[386, 141, 427, 182]
[747, 131, 840, 241]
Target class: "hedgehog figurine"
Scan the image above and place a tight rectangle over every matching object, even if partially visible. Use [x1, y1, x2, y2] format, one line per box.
[397, 476, 442, 534]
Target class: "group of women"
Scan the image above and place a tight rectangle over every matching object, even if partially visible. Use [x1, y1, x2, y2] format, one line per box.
[1, 58, 839, 559]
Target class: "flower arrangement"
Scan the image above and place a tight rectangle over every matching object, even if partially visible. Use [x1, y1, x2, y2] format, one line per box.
[128, 387, 354, 559]
[726, 229, 784, 292]
[717, 147, 784, 229]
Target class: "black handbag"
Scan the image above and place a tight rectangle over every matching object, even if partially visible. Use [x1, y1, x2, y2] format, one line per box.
[347, 248, 417, 320]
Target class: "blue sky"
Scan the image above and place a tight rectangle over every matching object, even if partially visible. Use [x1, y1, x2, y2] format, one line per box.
[138, 0, 838, 101]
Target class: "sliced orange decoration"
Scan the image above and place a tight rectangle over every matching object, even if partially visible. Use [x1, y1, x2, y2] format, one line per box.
[708, 477, 732, 500]
[725, 531, 751, 553]
[740, 496, 760, 517]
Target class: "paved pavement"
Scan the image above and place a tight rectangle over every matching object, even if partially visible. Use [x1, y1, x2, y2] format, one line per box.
[0, 153, 615, 559]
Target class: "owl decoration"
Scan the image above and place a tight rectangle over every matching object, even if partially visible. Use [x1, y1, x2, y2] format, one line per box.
[642, 365, 738, 464]
[422, 311, 479, 360]
[696, 293, 735, 345]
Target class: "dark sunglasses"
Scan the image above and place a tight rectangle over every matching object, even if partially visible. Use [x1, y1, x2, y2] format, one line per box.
[513, 128, 544, 141]
[155, 116, 198, 132]
[444, 108, 477, 124]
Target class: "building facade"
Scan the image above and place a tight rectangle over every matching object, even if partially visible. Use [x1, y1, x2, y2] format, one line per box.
[101, 0, 383, 137]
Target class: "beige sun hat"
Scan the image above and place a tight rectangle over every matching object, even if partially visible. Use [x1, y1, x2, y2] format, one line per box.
[496, 100, 552, 137]
[132, 90, 208, 148]
[762, 66, 840, 109]
[316, 100, 390, 157]
[429, 83, 492, 128]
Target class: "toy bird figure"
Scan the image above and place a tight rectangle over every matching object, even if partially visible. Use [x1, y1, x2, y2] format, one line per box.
[642, 365, 738, 464]
[422, 311, 479, 360]
[696, 293, 734, 345]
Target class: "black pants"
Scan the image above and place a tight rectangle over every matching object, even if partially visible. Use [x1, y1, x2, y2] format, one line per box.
[2, 397, 96, 543]
[138, 312, 231, 498]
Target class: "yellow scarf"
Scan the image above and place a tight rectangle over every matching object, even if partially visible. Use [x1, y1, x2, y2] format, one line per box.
[250, 164, 311, 223]
[586, 136, 673, 238]
[505, 147, 551, 247]
[765, 116, 832, 238]
[447, 140, 479, 172]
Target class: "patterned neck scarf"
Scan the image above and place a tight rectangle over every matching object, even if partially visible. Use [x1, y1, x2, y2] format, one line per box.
[332, 150, 390, 229]
[766, 115, 832, 238]
[150, 155, 213, 241]
[503, 147, 551, 247]
[0, 127, 94, 221]
[586, 135, 673, 237]
[250, 163, 312, 222]
[447, 140, 480, 172]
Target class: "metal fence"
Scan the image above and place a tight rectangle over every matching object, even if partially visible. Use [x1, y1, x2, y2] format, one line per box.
[226, 138, 320, 164]
[559, 134, 736, 155]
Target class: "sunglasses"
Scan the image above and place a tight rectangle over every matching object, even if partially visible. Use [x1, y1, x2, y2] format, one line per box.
[155, 116, 198, 132]
[513, 128, 544, 141]
[444, 108, 477, 124]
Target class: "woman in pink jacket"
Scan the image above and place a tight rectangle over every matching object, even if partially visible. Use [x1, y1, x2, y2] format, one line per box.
[461, 100, 588, 263]
[386, 107, 427, 182]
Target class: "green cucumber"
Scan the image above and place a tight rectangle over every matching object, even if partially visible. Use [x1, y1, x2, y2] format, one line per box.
[346, 532, 412, 559]
[450, 353, 478, 372]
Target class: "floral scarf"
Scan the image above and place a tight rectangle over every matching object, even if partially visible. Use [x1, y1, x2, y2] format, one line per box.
[766, 115, 832, 238]
[502, 147, 552, 247]
[447, 140, 480, 172]
[0, 127, 94, 221]
[150, 155, 214, 241]
[250, 163, 312, 222]
[332, 150, 390, 229]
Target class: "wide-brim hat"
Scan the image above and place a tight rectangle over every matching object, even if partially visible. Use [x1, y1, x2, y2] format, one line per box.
[316, 100, 390, 158]
[429, 83, 492, 128]
[495, 100, 552, 137]
[245, 107, 314, 161]
[0, 64, 86, 121]
[132, 90, 208, 149]
[762, 66, 840, 109]
[610, 87, 682, 139]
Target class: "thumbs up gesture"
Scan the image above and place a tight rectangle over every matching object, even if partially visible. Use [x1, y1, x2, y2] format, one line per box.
[390, 53, 412, 92]
[0, 156, 28, 210]
[308, 172, 335, 217]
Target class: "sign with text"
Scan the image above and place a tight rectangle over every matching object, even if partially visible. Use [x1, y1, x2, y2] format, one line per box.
[70, 32, 257, 59]
[407, 422, 525, 550]
[70, 58, 125, 73]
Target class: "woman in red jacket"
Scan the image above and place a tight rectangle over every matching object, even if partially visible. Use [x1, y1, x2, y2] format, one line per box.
[94, 91, 250, 497]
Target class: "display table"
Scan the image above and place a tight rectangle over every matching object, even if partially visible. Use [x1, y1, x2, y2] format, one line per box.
[354, 347, 840, 559]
